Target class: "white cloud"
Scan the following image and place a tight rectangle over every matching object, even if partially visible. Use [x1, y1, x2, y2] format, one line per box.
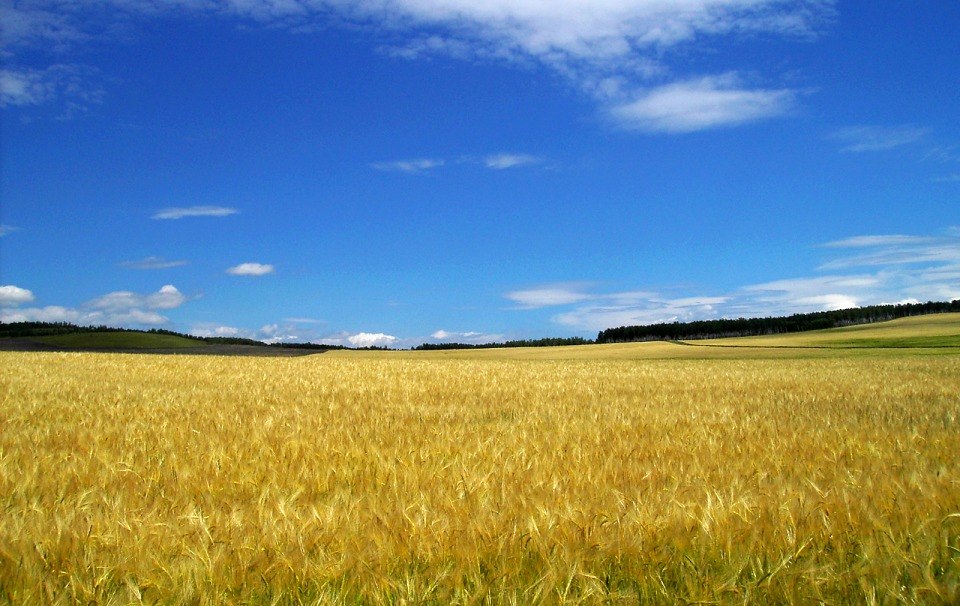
[0, 284, 188, 326]
[120, 256, 190, 269]
[1, 68, 56, 106]
[371, 158, 445, 173]
[608, 74, 797, 133]
[430, 329, 502, 343]
[0, 224, 19, 237]
[190, 325, 242, 338]
[505, 284, 594, 309]
[829, 125, 930, 152]
[360, 0, 832, 63]
[822, 234, 934, 248]
[152, 205, 239, 219]
[511, 228, 960, 332]
[347, 332, 399, 348]
[0, 285, 35, 306]
[818, 232, 960, 270]
[484, 153, 542, 169]
[148, 284, 189, 309]
[552, 295, 729, 332]
[226, 262, 275, 276]
[0, 65, 104, 114]
[0, 305, 83, 324]
[5, 1, 833, 130]
[87, 284, 187, 311]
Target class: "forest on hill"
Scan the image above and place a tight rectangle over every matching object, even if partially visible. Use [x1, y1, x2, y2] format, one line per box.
[3, 300, 958, 350]
[0, 323, 344, 350]
[596, 300, 960, 343]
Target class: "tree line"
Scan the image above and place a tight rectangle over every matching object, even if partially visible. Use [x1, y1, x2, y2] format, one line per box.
[596, 300, 960, 343]
[413, 337, 592, 350]
[4, 299, 958, 350]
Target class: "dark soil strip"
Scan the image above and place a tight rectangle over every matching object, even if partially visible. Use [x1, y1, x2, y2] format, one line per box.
[0, 339, 324, 357]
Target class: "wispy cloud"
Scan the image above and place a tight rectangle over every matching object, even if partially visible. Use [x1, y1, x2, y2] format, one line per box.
[0, 65, 104, 115]
[152, 206, 239, 220]
[430, 329, 504, 343]
[371, 158, 445, 174]
[608, 74, 797, 133]
[483, 153, 542, 169]
[4, 1, 834, 131]
[505, 284, 595, 309]
[226, 262, 275, 276]
[551, 294, 730, 332]
[0, 224, 20, 237]
[822, 234, 935, 248]
[818, 232, 960, 270]
[283, 317, 324, 324]
[509, 228, 960, 332]
[120, 256, 189, 269]
[829, 125, 930, 152]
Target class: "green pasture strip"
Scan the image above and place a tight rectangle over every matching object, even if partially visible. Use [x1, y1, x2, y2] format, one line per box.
[34, 331, 208, 349]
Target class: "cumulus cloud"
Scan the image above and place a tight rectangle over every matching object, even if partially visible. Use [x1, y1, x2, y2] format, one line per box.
[120, 256, 190, 269]
[87, 284, 187, 311]
[226, 262, 275, 276]
[190, 325, 247, 339]
[0, 284, 190, 326]
[0, 305, 83, 324]
[609, 74, 797, 133]
[152, 205, 239, 220]
[829, 125, 930, 152]
[371, 158, 445, 173]
[347, 332, 399, 348]
[0, 285, 35, 306]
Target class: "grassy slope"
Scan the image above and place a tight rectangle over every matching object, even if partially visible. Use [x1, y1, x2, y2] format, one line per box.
[695, 312, 960, 349]
[33, 331, 208, 349]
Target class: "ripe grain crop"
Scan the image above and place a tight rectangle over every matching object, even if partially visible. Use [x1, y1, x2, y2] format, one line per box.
[1, 351, 959, 604]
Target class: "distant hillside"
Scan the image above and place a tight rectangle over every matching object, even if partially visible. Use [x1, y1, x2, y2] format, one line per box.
[33, 331, 208, 350]
[0, 322, 343, 351]
[596, 300, 960, 343]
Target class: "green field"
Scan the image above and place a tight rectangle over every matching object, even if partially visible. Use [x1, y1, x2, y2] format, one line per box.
[695, 313, 960, 351]
[33, 331, 208, 349]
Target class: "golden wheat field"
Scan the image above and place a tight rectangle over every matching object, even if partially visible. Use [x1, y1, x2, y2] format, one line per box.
[2, 330, 960, 603]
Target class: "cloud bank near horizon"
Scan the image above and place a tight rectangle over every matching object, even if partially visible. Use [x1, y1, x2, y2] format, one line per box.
[506, 228, 960, 333]
[3, 228, 957, 344]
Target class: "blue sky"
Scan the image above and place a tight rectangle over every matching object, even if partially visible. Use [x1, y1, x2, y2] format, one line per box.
[1, 0, 958, 348]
